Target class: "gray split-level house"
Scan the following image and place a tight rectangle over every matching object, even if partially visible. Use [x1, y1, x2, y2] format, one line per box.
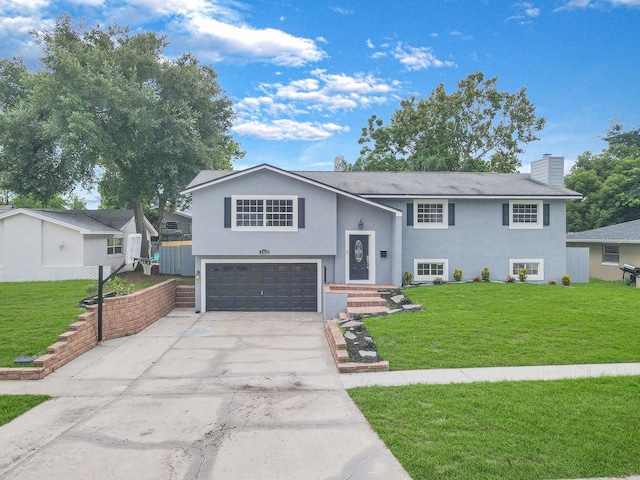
[181, 156, 582, 314]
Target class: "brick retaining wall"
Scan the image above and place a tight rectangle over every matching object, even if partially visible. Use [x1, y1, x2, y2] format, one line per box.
[0, 280, 177, 380]
[324, 319, 389, 373]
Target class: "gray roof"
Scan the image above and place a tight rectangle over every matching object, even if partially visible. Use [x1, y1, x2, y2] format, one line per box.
[33, 209, 132, 234]
[184, 165, 581, 198]
[567, 219, 640, 244]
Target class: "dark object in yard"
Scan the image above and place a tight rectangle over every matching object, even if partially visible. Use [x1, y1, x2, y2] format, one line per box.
[14, 356, 37, 365]
[620, 264, 639, 285]
[78, 291, 116, 308]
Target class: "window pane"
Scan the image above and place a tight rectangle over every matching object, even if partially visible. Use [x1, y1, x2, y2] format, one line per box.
[512, 204, 538, 223]
[417, 203, 444, 223]
[602, 245, 619, 263]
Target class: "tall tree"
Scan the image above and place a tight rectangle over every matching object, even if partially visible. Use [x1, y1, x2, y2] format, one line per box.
[0, 16, 242, 255]
[565, 124, 640, 232]
[351, 72, 545, 172]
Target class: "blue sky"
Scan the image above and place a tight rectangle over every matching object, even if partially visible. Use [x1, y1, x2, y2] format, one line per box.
[1, 0, 639, 182]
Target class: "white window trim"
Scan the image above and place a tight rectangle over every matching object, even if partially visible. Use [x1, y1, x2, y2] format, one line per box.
[414, 259, 448, 282]
[510, 258, 544, 281]
[601, 245, 620, 266]
[509, 200, 543, 230]
[231, 195, 298, 232]
[107, 237, 123, 256]
[414, 199, 448, 229]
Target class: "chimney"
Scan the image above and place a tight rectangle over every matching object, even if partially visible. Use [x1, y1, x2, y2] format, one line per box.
[530, 155, 565, 186]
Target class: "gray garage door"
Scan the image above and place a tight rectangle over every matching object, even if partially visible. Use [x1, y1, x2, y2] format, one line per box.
[205, 263, 317, 311]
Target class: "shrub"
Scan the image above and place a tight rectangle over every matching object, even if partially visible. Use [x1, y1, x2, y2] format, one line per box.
[108, 277, 134, 296]
[453, 269, 462, 282]
[506, 275, 516, 283]
[402, 271, 413, 286]
[432, 277, 444, 285]
[481, 267, 490, 282]
[518, 269, 528, 282]
[86, 284, 98, 298]
[562, 274, 571, 286]
[472, 276, 481, 283]
[549, 279, 558, 285]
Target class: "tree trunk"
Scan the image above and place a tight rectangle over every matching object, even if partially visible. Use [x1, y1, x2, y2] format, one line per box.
[156, 196, 167, 234]
[131, 197, 149, 259]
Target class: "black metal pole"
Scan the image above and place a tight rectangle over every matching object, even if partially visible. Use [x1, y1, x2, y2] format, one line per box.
[98, 266, 103, 342]
[97, 261, 127, 343]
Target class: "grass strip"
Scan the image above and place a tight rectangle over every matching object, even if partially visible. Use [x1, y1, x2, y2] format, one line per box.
[0, 280, 88, 367]
[349, 376, 640, 480]
[0, 395, 50, 426]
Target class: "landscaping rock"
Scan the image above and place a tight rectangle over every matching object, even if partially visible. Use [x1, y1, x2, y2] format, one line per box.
[387, 309, 403, 315]
[390, 294, 405, 304]
[359, 350, 378, 358]
[344, 331, 357, 340]
[341, 320, 364, 328]
[402, 304, 422, 311]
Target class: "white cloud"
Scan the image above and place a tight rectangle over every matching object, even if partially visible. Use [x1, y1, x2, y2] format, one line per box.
[233, 119, 348, 141]
[555, 0, 640, 9]
[330, 6, 354, 15]
[507, 2, 542, 22]
[449, 30, 474, 40]
[366, 38, 374, 48]
[392, 42, 455, 71]
[187, 15, 326, 66]
[235, 69, 397, 140]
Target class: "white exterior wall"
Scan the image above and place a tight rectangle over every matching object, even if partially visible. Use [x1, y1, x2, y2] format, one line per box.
[42, 221, 83, 266]
[0, 214, 110, 282]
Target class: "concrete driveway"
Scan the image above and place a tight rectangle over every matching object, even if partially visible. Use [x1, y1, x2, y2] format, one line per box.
[0, 310, 409, 480]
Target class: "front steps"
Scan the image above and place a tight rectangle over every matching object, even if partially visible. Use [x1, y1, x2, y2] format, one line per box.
[175, 285, 195, 308]
[325, 283, 395, 317]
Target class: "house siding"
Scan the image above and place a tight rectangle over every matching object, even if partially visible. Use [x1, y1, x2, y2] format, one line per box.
[41, 221, 83, 266]
[376, 197, 569, 282]
[567, 242, 640, 281]
[192, 169, 338, 257]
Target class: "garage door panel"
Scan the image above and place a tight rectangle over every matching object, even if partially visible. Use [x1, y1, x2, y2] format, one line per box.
[206, 262, 317, 311]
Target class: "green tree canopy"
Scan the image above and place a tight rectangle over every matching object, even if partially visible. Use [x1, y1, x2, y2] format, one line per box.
[0, 16, 243, 254]
[565, 124, 640, 232]
[347, 72, 545, 173]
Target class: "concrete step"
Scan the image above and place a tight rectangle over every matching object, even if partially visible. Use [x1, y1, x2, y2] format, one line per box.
[347, 296, 387, 307]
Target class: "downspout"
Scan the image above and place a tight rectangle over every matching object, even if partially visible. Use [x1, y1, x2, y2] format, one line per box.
[392, 212, 403, 286]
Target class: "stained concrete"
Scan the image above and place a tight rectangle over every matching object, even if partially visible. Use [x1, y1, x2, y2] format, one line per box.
[0, 310, 410, 480]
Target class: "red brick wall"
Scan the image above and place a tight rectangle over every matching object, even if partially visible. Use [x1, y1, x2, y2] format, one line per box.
[0, 280, 177, 380]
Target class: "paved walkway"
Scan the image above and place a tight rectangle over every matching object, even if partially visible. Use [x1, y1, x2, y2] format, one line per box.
[0, 310, 410, 480]
[341, 362, 640, 389]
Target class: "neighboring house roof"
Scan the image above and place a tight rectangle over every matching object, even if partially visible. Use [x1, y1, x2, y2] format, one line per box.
[567, 219, 640, 244]
[0, 208, 158, 236]
[183, 164, 581, 200]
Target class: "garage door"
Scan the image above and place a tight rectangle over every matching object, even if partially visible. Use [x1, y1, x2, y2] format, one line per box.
[205, 263, 317, 311]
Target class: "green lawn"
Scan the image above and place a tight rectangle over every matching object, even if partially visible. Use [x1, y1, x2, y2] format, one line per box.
[366, 280, 640, 370]
[0, 395, 50, 426]
[349, 376, 640, 480]
[0, 280, 89, 367]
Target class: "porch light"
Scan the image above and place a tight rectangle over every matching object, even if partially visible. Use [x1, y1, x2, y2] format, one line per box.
[358, 219, 364, 230]
[195, 270, 201, 281]
[58, 241, 65, 249]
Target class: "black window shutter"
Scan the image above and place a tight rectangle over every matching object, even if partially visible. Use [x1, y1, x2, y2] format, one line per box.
[448, 203, 455, 226]
[224, 197, 231, 228]
[407, 203, 414, 226]
[502, 203, 510, 226]
[543, 203, 550, 226]
[298, 198, 305, 228]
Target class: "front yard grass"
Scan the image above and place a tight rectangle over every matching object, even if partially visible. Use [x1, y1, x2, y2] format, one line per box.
[349, 376, 640, 480]
[0, 280, 89, 367]
[0, 395, 50, 426]
[366, 280, 640, 370]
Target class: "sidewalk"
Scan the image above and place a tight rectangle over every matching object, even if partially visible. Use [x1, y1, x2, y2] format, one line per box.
[340, 362, 640, 389]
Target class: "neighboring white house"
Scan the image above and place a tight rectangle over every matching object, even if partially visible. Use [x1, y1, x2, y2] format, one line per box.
[0, 208, 157, 282]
